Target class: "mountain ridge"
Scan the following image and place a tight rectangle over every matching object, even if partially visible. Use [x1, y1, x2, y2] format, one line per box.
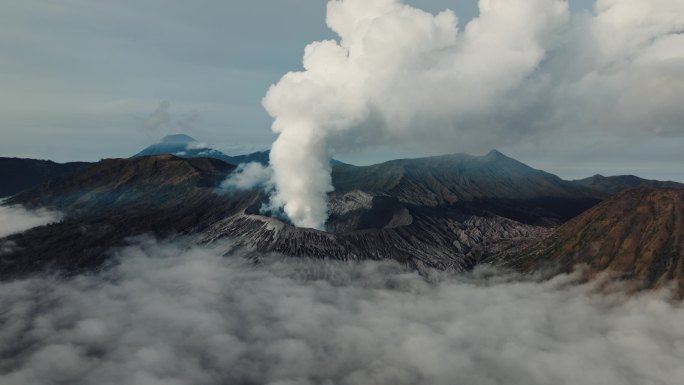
[572, 174, 684, 195]
[0, 158, 90, 198]
[8, 155, 235, 212]
[0, 154, 551, 277]
[2, 152, 684, 294]
[332, 149, 601, 225]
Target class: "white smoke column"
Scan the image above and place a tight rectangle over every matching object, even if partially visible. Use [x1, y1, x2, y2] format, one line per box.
[263, 0, 684, 229]
[263, 0, 569, 229]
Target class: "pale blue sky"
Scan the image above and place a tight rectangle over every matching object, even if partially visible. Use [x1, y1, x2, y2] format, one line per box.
[1, 0, 681, 181]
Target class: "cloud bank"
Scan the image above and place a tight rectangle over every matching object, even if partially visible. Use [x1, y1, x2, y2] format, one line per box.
[1, 238, 683, 385]
[0, 204, 61, 239]
[262, 0, 684, 229]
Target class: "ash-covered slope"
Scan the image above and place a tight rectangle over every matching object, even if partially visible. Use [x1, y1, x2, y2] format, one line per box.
[0, 157, 90, 197]
[511, 188, 684, 293]
[571, 174, 684, 195]
[204, 189, 548, 271]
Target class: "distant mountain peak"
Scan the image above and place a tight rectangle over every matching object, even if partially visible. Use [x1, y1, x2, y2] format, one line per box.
[135, 135, 270, 166]
[135, 134, 208, 159]
[483, 149, 518, 164]
[161, 134, 197, 144]
[485, 149, 504, 158]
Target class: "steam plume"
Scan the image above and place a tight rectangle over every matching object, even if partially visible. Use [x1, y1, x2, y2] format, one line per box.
[262, 0, 684, 229]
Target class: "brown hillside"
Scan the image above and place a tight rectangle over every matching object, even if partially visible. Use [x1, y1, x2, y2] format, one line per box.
[518, 188, 684, 292]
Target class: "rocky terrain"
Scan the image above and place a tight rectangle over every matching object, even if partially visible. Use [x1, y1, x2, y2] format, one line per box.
[1, 153, 554, 277]
[2, 148, 683, 293]
[203, 193, 549, 271]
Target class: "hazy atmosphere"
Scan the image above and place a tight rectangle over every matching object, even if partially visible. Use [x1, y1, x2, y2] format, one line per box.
[2, 2, 683, 384]
[2, 0, 682, 182]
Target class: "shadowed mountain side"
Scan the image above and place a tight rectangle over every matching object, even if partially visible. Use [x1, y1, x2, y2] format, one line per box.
[0, 155, 548, 278]
[0, 156, 249, 277]
[571, 174, 684, 195]
[0, 158, 91, 197]
[332, 150, 601, 225]
[7, 155, 235, 213]
[8, 152, 681, 284]
[0, 192, 253, 276]
[333, 150, 595, 202]
[0, 136, 269, 199]
[504, 188, 684, 294]
[0, 190, 547, 278]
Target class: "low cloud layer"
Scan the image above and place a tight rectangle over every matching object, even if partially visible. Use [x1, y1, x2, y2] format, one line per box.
[0, 204, 61, 239]
[1, 238, 683, 385]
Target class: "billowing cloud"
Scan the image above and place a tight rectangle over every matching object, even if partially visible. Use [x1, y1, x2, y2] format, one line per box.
[0, 238, 683, 385]
[262, 0, 684, 229]
[0, 204, 61, 238]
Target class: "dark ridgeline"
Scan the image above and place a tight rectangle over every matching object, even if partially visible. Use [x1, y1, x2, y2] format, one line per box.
[0, 158, 90, 198]
[572, 174, 684, 195]
[332, 150, 603, 226]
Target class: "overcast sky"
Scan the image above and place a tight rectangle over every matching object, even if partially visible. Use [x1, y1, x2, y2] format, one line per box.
[1, 0, 682, 181]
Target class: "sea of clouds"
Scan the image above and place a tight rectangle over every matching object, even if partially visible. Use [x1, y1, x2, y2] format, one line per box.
[0, 237, 683, 385]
